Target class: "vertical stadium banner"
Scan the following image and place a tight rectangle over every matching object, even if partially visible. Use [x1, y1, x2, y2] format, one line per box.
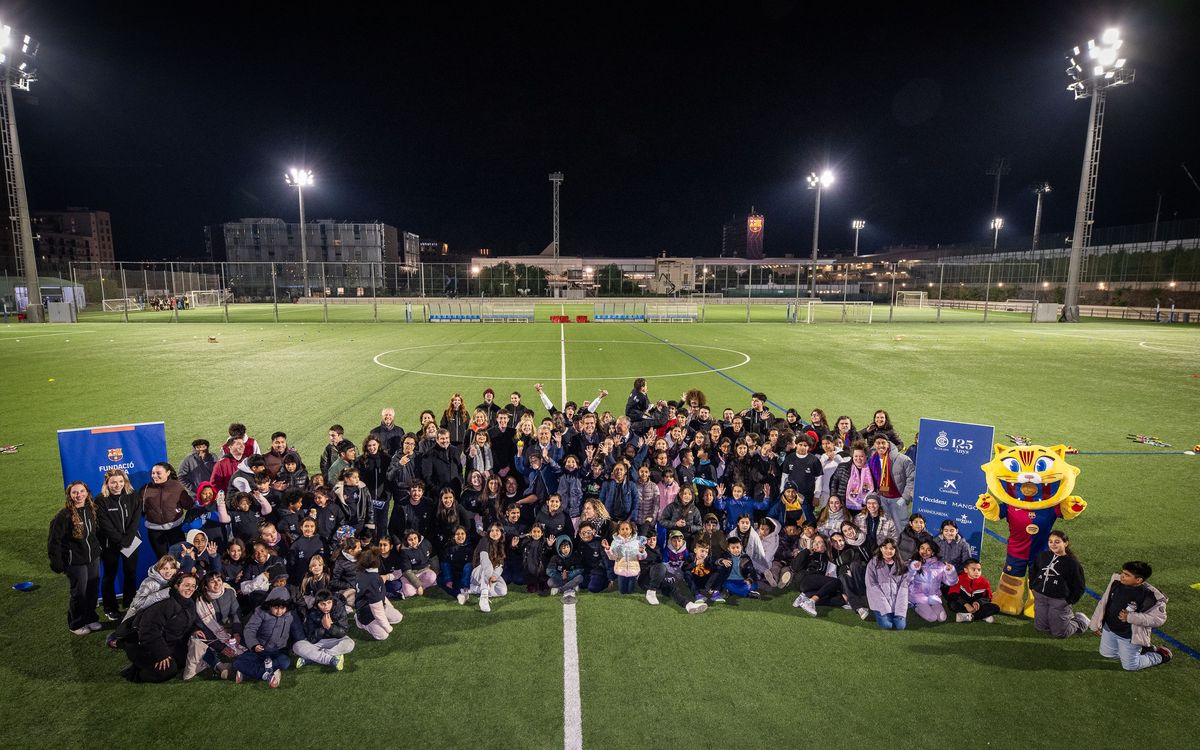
[58, 421, 169, 585]
[913, 418, 995, 562]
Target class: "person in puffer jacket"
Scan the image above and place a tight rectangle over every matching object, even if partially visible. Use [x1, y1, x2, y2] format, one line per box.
[548, 534, 584, 601]
[866, 539, 911, 631]
[604, 520, 647, 595]
[234, 586, 305, 686]
[907, 540, 958, 623]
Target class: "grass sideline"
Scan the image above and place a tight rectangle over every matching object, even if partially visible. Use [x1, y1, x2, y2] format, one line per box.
[1, 319, 1198, 748]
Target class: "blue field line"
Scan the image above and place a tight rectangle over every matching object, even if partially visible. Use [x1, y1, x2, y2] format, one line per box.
[1073, 451, 1196, 456]
[635, 324, 1200, 662]
[632, 327, 788, 411]
[983, 528, 1199, 661]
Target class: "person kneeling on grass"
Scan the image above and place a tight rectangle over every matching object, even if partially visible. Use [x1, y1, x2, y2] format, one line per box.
[947, 559, 1000, 624]
[353, 547, 404, 638]
[293, 588, 354, 671]
[1089, 560, 1172, 669]
[1028, 530, 1091, 638]
[866, 539, 910, 631]
[234, 586, 303, 688]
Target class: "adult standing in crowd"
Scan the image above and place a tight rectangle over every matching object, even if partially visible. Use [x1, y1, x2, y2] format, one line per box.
[95, 468, 142, 621]
[369, 408, 406, 456]
[142, 462, 193, 557]
[867, 435, 914, 532]
[178, 439, 216, 496]
[48, 481, 103, 635]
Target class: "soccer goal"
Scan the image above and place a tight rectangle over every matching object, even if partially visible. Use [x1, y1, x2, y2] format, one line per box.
[795, 300, 873, 324]
[644, 302, 698, 322]
[187, 290, 230, 308]
[480, 302, 535, 323]
[102, 298, 144, 312]
[896, 291, 928, 307]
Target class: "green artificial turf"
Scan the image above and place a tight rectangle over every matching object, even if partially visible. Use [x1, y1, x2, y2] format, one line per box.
[1, 317, 1198, 747]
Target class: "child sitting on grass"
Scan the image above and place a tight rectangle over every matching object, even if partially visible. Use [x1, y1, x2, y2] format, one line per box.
[947, 558, 999, 623]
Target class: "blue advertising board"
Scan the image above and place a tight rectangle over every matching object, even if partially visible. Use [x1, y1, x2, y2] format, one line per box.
[913, 418, 995, 562]
[58, 421, 169, 586]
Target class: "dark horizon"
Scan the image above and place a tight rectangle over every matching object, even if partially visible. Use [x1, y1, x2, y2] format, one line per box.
[3, 1, 1199, 261]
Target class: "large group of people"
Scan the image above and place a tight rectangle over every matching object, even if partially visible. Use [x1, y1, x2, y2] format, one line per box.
[48, 379, 1173, 685]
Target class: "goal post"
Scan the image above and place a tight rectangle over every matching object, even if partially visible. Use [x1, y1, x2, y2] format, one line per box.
[895, 291, 928, 307]
[102, 298, 143, 312]
[186, 290, 230, 308]
[796, 300, 874, 323]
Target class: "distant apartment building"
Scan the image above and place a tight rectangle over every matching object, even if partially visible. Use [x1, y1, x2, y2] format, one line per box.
[204, 218, 400, 295]
[721, 207, 764, 259]
[27, 208, 116, 270]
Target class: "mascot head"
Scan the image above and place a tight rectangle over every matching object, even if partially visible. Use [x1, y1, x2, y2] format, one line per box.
[981, 444, 1080, 511]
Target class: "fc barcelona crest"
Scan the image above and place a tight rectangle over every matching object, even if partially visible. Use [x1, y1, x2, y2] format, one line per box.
[107, 447, 123, 462]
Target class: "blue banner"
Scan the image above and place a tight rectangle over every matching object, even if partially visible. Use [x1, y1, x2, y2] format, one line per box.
[58, 421, 169, 587]
[913, 418, 995, 563]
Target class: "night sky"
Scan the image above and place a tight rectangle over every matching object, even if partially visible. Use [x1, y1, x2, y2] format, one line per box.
[4, 1, 1200, 260]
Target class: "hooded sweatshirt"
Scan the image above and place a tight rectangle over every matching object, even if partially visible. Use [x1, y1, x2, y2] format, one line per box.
[242, 587, 305, 652]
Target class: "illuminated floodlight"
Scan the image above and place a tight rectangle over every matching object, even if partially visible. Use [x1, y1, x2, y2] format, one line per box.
[285, 167, 314, 187]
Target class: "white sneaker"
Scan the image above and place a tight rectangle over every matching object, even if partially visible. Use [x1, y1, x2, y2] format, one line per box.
[841, 603, 852, 610]
[86, 622, 103, 632]
[800, 598, 818, 617]
[792, 593, 808, 609]
[549, 587, 559, 596]
[456, 592, 468, 605]
[857, 608, 869, 620]
[479, 593, 491, 613]
[69, 625, 91, 636]
[268, 668, 282, 688]
[1074, 612, 1090, 631]
[763, 570, 778, 588]
[685, 601, 707, 614]
[956, 613, 973, 623]
[645, 590, 659, 606]
[984, 616, 995, 623]
[778, 570, 793, 589]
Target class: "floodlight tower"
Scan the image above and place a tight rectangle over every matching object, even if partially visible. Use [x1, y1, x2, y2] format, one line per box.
[285, 168, 314, 296]
[851, 219, 866, 257]
[990, 217, 1004, 250]
[1062, 27, 1134, 322]
[0, 22, 42, 321]
[549, 172, 563, 262]
[806, 170, 834, 297]
[1031, 182, 1052, 251]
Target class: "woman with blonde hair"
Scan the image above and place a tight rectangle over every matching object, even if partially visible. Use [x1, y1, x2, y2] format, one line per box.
[96, 467, 143, 620]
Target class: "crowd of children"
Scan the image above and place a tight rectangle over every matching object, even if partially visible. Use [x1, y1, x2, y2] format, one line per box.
[48, 381, 1174, 684]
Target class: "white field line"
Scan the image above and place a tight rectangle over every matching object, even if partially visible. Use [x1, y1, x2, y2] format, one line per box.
[560, 322, 568, 407]
[563, 598, 582, 750]
[0, 330, 97, 341]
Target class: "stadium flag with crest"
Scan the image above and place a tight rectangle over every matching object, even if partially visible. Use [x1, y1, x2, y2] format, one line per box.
[912, 418, 995, 563]
[58, 421, 169, 590]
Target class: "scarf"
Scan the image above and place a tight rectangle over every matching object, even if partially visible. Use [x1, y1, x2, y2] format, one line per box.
[782, 493, 803, 512]
[846, 463, 875, 508]
[869, 451, 894, 495]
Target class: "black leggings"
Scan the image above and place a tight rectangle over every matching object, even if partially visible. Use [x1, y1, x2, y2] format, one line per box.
[798, 573, 842, 605]
[101, 546, 139, 612]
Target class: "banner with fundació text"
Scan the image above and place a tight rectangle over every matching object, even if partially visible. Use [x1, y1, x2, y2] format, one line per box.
[913, 417, 995, 562]
[58, 421, 169, 588]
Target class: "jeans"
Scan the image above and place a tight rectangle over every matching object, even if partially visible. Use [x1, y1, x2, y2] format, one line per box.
[549, 567, 584, 594]
[235, 648, 292, 679]
[1099, 626, 1163, 671]
[724, 579, 758, 598]
[617, 576, 638, 594]
[874, 611, 907, 630]
[440, 563, 472, 594]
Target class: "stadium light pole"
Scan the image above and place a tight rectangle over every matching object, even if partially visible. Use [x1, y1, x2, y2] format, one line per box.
[0, 22, 42, 321]
[806, 170, 834, 297]
[990, 217, 1004, 250]
[1031, 183, 1051, 251]
[285, 168, 314, 297]
[1062, 27, 1134, 322]
[851, 219, 865, 257]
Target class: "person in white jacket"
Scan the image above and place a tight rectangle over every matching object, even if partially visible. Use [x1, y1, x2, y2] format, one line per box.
[1088, 561, 1172, 669]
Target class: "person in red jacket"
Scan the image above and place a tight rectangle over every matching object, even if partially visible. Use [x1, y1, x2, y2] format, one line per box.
[948, 559, 1000, 623]
[209, 436, 248, 494]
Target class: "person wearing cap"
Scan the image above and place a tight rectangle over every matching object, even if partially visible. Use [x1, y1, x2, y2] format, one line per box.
[476, 388, 501, 423]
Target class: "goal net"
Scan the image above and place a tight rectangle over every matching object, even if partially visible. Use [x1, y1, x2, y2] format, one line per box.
[798, 300, 874, 324]
[102, 298, 144, 312]
[896, 291, 928, 307]
[187, 290, 230, 308]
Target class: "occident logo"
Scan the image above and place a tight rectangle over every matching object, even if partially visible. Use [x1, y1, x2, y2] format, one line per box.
[107, 447, 124, 462]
